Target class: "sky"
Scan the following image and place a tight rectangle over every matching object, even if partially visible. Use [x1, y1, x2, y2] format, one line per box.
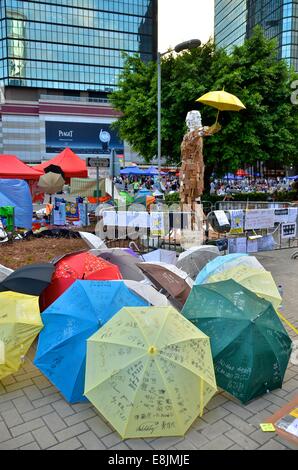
[158, 0, 214, 52]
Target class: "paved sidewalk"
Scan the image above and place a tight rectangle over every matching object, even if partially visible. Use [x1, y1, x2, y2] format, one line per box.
[0, 249, 297, 450]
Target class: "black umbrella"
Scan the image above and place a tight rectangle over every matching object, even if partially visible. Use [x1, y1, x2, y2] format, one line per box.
[44, 164, 65, 180]
[0, 263, 55, 296]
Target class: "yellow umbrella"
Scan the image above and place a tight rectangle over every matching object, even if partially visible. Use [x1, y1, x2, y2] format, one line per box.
[0, 292, 43, 380]
[196, 89, 246, 124]
[207, 266, 282, 310]
[84, 306, 217, 439]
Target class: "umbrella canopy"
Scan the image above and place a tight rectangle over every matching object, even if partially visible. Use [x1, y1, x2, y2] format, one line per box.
[123, 280, 170, 306]
[0, 292, 42, 380]
[84, 306, 217, 438]
[142, 249, 177, 265]
[118, 191, 134, 205]
[0, 155, 43, 180]
[177, 246, 219, 280]
[137, 261, 193, 307]
[39, 252, 122, 311]
[206, 266, 282, 310]
[182, 280, 292, 404]
[120, 166, 144, 175]
[90, 248, 146, 282]
[34, 148, 87, 178]
[37, 172, 65, 194]
[0, 263, 55, 296]
[0, 264, 13, 282]
[195, 253, 263, 285]
[79, 232, 107, 250]
[196, 90, 246, 112]
[44, 164, 65, 179]
[236, 169, 249, 176]
[34, 280, 149, 402]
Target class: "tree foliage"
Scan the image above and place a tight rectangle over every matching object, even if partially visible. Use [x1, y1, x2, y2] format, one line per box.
[110, 27, 298, 174]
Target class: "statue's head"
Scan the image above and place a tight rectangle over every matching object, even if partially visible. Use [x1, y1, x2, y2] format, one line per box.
[186, 110, 202, 132]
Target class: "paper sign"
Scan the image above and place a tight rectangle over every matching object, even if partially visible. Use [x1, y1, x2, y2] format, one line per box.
[260, 423, 276, 432]
[229, 210, 244, 234]
[247, 239, 258, 253]
[150, 212, 165, 236]
[228, 237, 247, 254]
[214, 210, 229, 227]
[286, 418, 298, 437]
[281, 223, 296, 239]
[245, 209, 275, 230]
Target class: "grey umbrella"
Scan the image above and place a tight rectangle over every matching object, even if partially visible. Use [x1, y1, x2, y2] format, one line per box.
[89, 248, 146, 282]
[176, 246, 219, 280]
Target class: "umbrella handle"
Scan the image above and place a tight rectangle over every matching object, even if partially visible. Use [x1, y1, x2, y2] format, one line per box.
[215, 110, 220, 125]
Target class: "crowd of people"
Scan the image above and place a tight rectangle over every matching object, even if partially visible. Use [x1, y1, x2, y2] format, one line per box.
[114, 173, 297, 198]
[210, 176, 297, 196]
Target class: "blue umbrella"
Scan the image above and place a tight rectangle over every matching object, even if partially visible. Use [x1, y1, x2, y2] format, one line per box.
[195, 253, 249, 285]
[34, 280, 149, 403]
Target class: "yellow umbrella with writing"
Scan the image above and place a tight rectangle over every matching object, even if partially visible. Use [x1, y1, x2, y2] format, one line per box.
[84, 306, 217, 439]
[0, 292, 43, 380]
[196, 89, 246, 124]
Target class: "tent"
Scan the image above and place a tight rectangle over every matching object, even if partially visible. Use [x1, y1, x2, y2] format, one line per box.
[120, 166, 144, 175]
[0, 179, 33, 229]
[0, 155, 43, 180]
[34, 148, 87, 178]
[142, 166, 167, 176]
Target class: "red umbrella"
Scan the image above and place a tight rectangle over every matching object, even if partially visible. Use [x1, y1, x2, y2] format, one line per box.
[39, 252, 122, 311]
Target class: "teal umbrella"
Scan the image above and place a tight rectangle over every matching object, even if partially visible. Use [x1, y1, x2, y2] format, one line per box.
[182, 279, 292, 404]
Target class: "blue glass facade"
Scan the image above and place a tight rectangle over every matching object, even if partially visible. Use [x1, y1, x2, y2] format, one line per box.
[0, 0, 157, 91]
[215, 0, 298, 70]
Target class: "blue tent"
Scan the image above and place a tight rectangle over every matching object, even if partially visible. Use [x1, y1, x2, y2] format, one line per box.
[0, 179, 33, 229]
[120, 166, 145, 175]
[34, 280, 149, 403]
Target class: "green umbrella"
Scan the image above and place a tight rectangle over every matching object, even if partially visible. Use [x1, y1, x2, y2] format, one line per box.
[182, 279, 292, 404]
[116, 191, 134, 206]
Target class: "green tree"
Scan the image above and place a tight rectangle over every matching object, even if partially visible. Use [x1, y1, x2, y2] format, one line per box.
[110, 27, 298, 181]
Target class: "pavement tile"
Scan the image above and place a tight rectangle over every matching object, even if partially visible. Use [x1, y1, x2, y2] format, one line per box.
[0, 421, 11, 442]
[32, 426, 58, 449]
[101, 432, 123, 448]
[224, 429, 259, 450]
[77, 431, 106, 450]
[48, 438, 82, 450]
[10, 418, 45, 437]
[202, 419, 232, 439]
[22, 405, 54, 422]
[52, 400, 76, 418]
[1, 408, 23, 427]
[150, 437, 185, 450]
[223, 414, 256, 435]
[23, 385, 44, 401]
[200, 435, 234, 450]
[85, 416, 112, 438]
[259, 439, 288, 450]
[55, 423, 89, 442]
[64, 409, 97, 426]
[42, 412, 67, 433]
[13, 396, 34, 414]
[0, 433, 34, 450]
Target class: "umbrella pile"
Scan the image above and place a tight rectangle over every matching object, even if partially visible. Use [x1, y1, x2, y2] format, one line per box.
[0, 242, 294, 439]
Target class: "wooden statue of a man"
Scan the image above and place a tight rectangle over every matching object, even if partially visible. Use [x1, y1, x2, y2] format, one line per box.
[180, 110, 220, 210]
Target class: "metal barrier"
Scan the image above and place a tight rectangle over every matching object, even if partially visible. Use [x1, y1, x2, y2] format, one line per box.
[215, 200, 293, 211]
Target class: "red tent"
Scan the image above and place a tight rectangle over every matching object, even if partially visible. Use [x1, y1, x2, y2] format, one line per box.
[34, 148, 87, 178]
[0, 154, 43, 180]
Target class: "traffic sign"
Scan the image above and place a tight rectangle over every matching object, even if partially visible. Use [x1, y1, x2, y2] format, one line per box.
[87, 157, 110, 168]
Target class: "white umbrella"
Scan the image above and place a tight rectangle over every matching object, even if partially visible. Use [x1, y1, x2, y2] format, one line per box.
[38, 172, 65, 194]
[142, 248, 177, 265]
[122, 280, 170, 306]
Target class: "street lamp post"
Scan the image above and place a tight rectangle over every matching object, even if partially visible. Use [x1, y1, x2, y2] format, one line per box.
[157, 39, 201, 180]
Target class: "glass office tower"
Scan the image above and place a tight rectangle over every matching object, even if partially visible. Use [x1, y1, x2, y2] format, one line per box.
[215, 0, 298, 70]
[0, 0, 157, 92]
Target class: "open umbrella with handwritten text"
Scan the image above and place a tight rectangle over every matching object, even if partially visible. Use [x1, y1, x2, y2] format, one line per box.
[84, 306, 217, 438]
[182, 280, 292, 404]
